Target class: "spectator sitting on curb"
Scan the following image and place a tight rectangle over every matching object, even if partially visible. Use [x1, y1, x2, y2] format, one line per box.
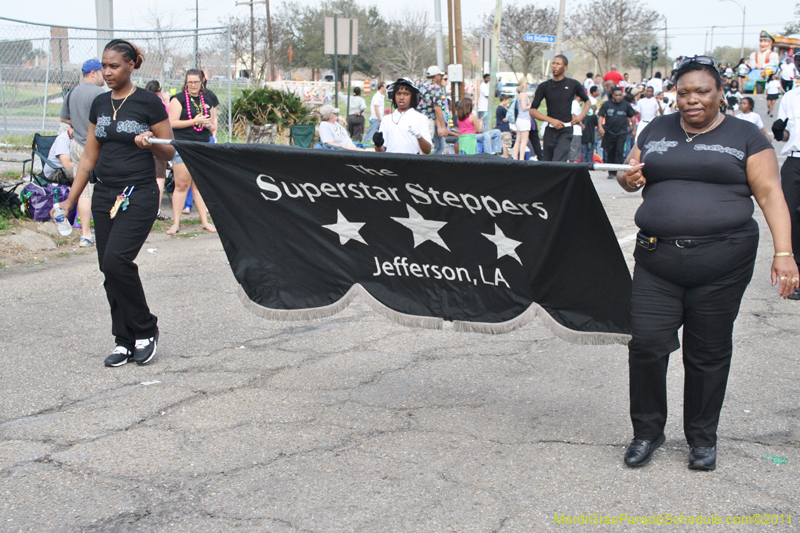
[318, 105, 367, 151]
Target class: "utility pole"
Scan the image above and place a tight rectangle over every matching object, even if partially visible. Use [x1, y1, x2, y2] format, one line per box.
[487, 0, 502, 132]
[447, 0, 454, 98]
[453, 0, 464, 101]
[235, 0, 256, 80]
[265, 0, 274, 81]
[434, 0, 445, 71]
[193, 0, 199, 69]
[553, 0, 566, 55]
[663, 17, 667, 76]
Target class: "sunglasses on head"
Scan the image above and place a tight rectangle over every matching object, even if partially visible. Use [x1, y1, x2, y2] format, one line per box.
[678, 55, 716, 69]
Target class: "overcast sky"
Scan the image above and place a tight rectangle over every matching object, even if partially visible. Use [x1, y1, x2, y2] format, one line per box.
[2, 0, 795, 60]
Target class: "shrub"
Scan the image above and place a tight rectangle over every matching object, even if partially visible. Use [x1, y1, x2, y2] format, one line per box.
[231, 87, 315, 142]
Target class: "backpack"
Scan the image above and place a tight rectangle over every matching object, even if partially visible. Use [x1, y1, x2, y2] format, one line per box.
[506, 95, 517, 124]
[19, 183, 71, 222]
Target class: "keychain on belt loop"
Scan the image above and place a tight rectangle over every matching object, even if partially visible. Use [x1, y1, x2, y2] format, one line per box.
[110, 186, 135, 219]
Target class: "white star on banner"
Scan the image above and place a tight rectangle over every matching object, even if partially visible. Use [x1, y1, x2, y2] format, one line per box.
[482, 224, 523, 265]
[322, 210, 367, 245]
[391, 204, 450, 251]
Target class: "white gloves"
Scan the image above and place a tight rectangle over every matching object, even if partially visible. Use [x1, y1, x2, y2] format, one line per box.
[406, 123, 423, 139]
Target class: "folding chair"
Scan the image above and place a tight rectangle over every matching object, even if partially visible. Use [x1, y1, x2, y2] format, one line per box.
[290, 125, 316, 148]
[0, 178, 24, 218]
[21, 133, 70, 187]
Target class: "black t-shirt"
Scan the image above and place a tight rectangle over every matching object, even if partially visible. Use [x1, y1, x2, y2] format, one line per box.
[531, 77, 588, 122]
[90, 88, 169, 186]
[598, 100, 635, 137]
[496, 105, 510, 132]
[170, 90, 217, 142]
[635, 113, 774, 238]
[582, 113, 598, 144]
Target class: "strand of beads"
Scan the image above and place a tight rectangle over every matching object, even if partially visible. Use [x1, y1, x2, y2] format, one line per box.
[185, 90, 207, 132]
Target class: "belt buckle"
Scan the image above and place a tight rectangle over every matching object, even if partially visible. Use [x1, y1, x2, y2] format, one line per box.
[675, 240, 685, 248]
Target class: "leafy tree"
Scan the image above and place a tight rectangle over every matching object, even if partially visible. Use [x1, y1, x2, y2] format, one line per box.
[785, 2, 800, 35]
[566, 0, 661, 75]
[479, 2, 557, 79]
[274, 0, 390, 81]
[371, 10, 436, 81]
[0, 40, 36, 66]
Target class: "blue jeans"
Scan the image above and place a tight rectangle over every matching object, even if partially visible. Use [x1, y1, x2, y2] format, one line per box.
[581, 142, 595, 164]
[364, 118, 380, 143]
[476, 129, 502, 154]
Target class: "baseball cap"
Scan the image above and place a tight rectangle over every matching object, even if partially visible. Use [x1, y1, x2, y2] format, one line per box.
[82, 59, 102, 74]
[426, 65, 445, 78]
[319, 104, 340, 119]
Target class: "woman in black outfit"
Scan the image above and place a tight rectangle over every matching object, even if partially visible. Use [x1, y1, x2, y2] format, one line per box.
[52, 40, 175, 367]
[618, 56, 799, 471]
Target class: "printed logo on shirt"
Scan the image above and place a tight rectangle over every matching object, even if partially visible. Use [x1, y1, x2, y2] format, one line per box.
[116, 121, 150, 135]
[693, 144, 745, 161]
[643, 137, 678, 156]
[95, 115, 112, 138]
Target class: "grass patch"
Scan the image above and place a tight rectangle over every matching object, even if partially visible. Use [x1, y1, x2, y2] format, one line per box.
[152, 217, 212, 237]
[0, 132, 36, 150]
[0, 262, 5, 268]
[0, 216, 14, 232]
[1, 170, 23, 180]
[57, 252, 70, 258]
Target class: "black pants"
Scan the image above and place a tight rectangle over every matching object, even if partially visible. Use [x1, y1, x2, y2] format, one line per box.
[782, 79, 794, 92]
[93, 181, 159, 352]
[542, 126, 572, 161]
[347, 114, 365, 142]
[528, 124, 543, 159]
[603, 133, 626, 177]
[629, 233, 758, 447]
[781, 157, 800, 269]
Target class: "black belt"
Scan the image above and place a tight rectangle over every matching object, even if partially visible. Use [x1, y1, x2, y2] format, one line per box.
[658, 237, 719, 248]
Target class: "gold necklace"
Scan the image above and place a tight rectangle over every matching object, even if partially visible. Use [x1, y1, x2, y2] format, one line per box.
[680, 113, 721, 142]
[111, 86, 136, 120]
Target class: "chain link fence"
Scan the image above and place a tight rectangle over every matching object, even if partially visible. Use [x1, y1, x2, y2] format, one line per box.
[0, 17, 233, 140]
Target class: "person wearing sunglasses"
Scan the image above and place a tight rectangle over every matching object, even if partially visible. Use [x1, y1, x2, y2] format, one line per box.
[617, 55, 799, 471]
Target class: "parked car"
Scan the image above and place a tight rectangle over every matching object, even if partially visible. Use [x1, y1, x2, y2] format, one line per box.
[498, 82, 518, 97]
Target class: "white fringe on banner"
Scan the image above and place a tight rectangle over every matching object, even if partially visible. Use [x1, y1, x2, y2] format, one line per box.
[453, 304, 631, 345]
[237, 285, 631, 345]
[237, 284, 443, 330]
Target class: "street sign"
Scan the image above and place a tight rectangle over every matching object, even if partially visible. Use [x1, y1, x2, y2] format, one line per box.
[524, 33, 555, 44]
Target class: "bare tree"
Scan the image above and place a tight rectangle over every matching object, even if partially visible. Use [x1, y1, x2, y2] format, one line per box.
[566, 0, 661, 75]
[373, 10, 437, 80]
[480, 3, 557, 79]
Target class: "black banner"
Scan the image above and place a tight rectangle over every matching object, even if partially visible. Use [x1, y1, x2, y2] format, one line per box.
[175, 141, 631, 344]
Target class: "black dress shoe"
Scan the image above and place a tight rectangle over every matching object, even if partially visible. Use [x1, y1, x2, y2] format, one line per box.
[788, 288, 800, 300]
[689, 446, 716, 471]
[624, 434, 665, 467]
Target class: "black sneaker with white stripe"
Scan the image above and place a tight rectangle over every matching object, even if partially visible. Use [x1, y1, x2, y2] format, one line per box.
[104, 346, 133, 367]
[134, 328, 159, 365]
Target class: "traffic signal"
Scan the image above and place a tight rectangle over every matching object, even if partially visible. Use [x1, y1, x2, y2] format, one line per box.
[651, 45, 659, 62]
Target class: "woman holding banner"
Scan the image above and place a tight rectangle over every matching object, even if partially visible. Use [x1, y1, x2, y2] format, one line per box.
[51, 39, 175, 367]
[618, 56, 799, 471]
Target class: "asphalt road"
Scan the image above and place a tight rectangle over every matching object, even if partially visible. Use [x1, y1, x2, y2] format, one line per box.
[1, 99, 798, 532]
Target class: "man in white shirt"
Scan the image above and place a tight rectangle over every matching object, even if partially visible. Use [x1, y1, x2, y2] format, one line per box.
[779, 57, 798, 92]
[477, 73, 490, 126]
[773, 61, 800, 299]
[364, 81, 386, 143]
[583, 72, 595, 93]
[374, 78, 432, 155]
[44, 130, 74, 181]
[634, 86, 663, 144]
[646, 72, 663, 95]
[318, 105, 366, 151]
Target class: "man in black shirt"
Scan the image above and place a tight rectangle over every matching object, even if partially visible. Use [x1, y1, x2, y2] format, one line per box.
[598, 87, 635, 178]
[531, 55, 591, 161]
